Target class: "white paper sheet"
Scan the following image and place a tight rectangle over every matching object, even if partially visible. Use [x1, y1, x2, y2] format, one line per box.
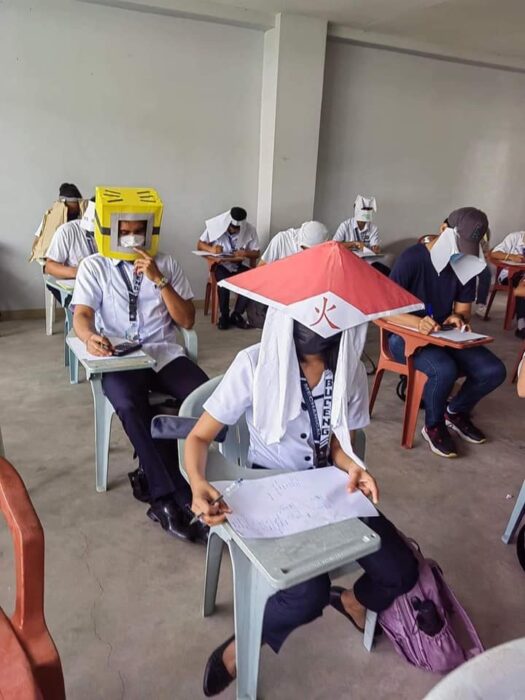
[68, 336, 147, 362]
[430, 329, 488, 343]
[191, 250, 234, 258]
[354, 247, 376, 258]
[212, 466, 378, 539]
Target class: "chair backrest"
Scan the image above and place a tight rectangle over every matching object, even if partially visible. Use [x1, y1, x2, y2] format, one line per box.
[177, 375, 250, 478]
[177, 375, 366, 476]
[0, 458, 65, 700]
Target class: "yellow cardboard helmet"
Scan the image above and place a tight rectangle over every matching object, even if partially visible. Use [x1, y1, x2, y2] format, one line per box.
[95, 186, 163, 261]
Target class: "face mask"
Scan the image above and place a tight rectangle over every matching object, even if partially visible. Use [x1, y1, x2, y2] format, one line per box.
[120, 234, 146, 248]
[356, 210, 374, 223]
[293, 321, 341, 355]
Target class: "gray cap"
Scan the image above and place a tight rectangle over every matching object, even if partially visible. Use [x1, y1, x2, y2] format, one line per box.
[447, 207, 488, 256]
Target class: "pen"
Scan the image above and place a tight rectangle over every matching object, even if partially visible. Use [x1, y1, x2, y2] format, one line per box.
[190, 478, 244, 525]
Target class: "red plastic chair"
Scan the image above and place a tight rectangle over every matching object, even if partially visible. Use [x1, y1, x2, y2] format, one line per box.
[0, 457, 65, 700]
[369, 324, 428, 448]
[484, 259, 525, 330]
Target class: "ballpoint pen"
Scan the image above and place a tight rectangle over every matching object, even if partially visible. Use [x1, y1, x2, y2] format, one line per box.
[190, 478, 244, 525]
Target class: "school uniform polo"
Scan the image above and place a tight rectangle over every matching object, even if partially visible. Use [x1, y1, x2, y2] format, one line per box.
[492, 231, 525, 281]
[199, 223, 259, 273]
[72, 252, 193, 371]
[260, 228, 302, 264]
[46, 220, 97, 267]
[333, 217, 380, 249]
[204, 344, 369, 470]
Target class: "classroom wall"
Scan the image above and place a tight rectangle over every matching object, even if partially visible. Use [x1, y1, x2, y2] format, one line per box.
[0, 0, 262, 311]
[315, 40, 525, 250]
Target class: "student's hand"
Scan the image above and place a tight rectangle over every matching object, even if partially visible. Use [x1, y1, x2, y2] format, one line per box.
[86, 333, 113, 357]
[212, 244, 223, 254]
[417, 316, 440, 335]
[347, 241, 364, 250]
[133, 248, 162, 283]
[191, 480, 232, 526]
[372, 245, 382, 254]
[347, 466, 379, 505]
[443, 314, 465, 330]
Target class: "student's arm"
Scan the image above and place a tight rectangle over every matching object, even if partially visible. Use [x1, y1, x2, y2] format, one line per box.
[490, 249, 524, 263]
[134, 249, 195, 329]
[44, 259, 78, 279]
[387, 314, 439, 335]
[198, 239, 223, 254]
[73, 304, 113, 357]
[517, 355, 525, 398]
[330, 434, 379, 504]
[444, 301, 472, 329]
[369, 227, 382, 254]
[186, 412, 232, 525]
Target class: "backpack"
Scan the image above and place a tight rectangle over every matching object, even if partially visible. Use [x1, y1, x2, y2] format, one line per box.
[379, 537, 484, 673]
[245, 300, 267, 329]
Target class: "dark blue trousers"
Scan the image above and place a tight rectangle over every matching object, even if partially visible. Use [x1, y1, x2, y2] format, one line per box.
[261, 513, 418, 652]
[388, 334, 506, 428]
[102, 356, 208, 504]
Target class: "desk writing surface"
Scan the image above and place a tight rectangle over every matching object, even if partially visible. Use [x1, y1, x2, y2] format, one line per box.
[44, 274, 75, 292]
[66, 335, 155, 375]
[378, 319, 493, 350]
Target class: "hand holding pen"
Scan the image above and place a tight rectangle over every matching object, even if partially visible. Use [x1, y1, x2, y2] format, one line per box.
[86, 332, 113, 357]
[189, 478, 243, 526]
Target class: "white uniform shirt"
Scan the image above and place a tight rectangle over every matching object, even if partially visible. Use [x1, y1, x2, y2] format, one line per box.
[200, 223, 259, 273]
[260, 228, 302, 264]
[333, 218, 381, 249]
[46, 220, 97, 267]
[493, 231, 525, 281]
[204, 344, 369, 470]
[72, 252, 193, 371]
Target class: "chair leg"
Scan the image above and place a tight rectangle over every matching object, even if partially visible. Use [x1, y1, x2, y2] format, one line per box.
[401, 369, 427, 449]
[502, 480, 525, 544]
[363, 609, 378, 652]
[204, 282, 211, 316]
[229, 542, 274, 700]
[211, 283, 219, 326]
[69, 353, 79, 385]
[203, 531, 226, 617]
[89, 378, 114, 492]
[45, 286, 55, 336]
[483, 289, 497, 321]
[504, 288, 517, 330]
[368, 369, 385, 416]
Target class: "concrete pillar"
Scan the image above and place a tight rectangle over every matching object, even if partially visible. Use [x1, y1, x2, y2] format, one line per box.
[256, 13, 327, 245]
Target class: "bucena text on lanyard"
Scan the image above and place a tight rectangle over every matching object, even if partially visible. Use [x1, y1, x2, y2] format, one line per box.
[117, 262, 143, 322]
[300, 369, 333, 468]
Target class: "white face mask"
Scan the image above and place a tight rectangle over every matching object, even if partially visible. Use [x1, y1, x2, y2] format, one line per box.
[356, 210, 374, 223]
[120, 234, 146, 248]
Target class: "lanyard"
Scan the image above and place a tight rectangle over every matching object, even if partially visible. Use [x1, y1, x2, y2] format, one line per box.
[86, 232, 97, 255]
[300, 369, 333, 468]
[353, 225, 370, 245]
[117, 262, 143, 322]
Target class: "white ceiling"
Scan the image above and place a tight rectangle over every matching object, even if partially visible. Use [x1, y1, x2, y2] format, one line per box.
[208, 0, 525, 61]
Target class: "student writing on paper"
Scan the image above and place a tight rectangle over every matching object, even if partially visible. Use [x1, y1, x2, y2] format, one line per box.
[259, 220, 329, 264]
[72, 187, 209, 543]
[197, 207, 260, 330]
[184, 250, 419, 697]
[490, 229, 525, 339]
[45, 198, 98, 280]
[333, 194, 390, 276]
[388, 207, 506, 458]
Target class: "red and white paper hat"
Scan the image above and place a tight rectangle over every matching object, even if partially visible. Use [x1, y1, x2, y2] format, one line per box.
[219, 241, 424, 334]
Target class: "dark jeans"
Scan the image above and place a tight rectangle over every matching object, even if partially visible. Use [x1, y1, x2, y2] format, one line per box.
[371, 261, 391, 277]
[102, 356, 208, 504]
[46, 284, 72, 307]
[214, 263, 249, 320]
[261, 513, 418, 652]
[388, 334, 506, 428]
[502, 274, 525, 321]
[476, 265, 492, 305]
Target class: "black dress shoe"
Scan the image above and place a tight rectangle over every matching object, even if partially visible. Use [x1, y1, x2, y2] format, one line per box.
[515, 328, 525, 339]
[329, 586, 382, 638]
[147, 498, 192, 541]
[218, 316, 230, 330]
[230, 311, 250, 329]
[203, 635, 235, 697]
[128, 466, 151, 503]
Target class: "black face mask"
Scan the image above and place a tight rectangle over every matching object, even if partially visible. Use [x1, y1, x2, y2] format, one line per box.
[293, 321, 341, 355]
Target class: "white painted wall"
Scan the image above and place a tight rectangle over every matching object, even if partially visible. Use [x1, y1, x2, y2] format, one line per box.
[315, 40, 525, 250]
[0, 0, 262, 310]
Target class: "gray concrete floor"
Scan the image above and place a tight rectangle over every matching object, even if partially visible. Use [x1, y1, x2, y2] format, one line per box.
[0, 302, 523, 700]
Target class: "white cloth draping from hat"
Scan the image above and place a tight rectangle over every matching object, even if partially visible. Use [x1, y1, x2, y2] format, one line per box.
[252, 307, 368, 469]
[430, 227, 486, 285]
[205, 210, 245, 242]
[81, 200, 96, 233]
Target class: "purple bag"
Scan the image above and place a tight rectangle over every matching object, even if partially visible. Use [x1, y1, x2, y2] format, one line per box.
[378, 537, 484, 673]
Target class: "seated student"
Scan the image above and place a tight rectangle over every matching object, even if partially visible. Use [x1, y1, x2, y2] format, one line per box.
[259, 220, 329, 264]
[389, 207, 506, 458]
[184, 245, 420, 696]
[45, 199, 97, 280]
[333, 195, 390, 276]
[72, 187, 208, 542]
[490, 230, 525, 338]
[30, 183, 85, 263]
[198, 207, 260, 330]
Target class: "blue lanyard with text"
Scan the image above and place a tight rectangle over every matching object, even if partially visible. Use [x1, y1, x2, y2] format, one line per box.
[117, 262, 143, 322]
[300, 369, 333, 468]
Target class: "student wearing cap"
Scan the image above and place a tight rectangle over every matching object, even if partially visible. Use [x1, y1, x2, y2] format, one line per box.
[389, 207, 506, 458]
[198, 207, 260, 330]
[259, 220, 329, 264]
[45, 198, 97, 280]
[184, 243, 421, 696]
[73, 187, 209, 542]
[490, 230, 525, 338]
[333, 195, 390, 276]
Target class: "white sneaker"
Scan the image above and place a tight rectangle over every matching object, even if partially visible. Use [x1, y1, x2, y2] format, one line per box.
[475, 303, 487, 319]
